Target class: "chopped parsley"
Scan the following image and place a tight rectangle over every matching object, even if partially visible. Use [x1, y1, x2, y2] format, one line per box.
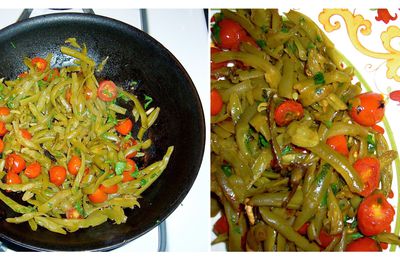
[37, 80, 46, 88]
[221, 164, 232, 177]
[281, 145, 293, 156]
[131, 168, 140, 178]
[367, 134, 376, 154]
[281, 24, 289, 33]
[10, 42, 16, 49]
[331, 183, 339, 195]
[124, 132, 132, 141]
[115, 161, 127, 175]
[258, 134, 270, 148]
[75, 201, 85, 217]
[256, 39, 267, 49]
[107, 114, 118, 125]
[144, 94, 153, 109]
[117, 91, 130, 101]
[349, 232, 363, 240]
[129, 80, 138, 87]
[316, 35, 322, 43]
[325, 120, 333, 128]
[313, 72, 325, 85]
[140, 179, 147, 186]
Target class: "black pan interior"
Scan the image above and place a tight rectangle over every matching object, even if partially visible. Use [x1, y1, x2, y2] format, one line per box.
[0, 13, 205, 251]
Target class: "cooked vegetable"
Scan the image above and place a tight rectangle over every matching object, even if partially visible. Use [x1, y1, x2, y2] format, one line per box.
[211, 9, 399, 252]
[345, 237, 381, 251]
[0, 38, 174, 234]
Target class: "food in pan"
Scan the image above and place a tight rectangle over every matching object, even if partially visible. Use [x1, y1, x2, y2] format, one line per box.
[211, 9, 400, 251]
[0, 38, 173, 234]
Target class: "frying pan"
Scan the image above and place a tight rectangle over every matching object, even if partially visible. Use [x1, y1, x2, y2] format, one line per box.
[0, 12, 205, 251]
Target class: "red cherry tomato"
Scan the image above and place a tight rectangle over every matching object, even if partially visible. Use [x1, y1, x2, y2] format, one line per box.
[66, 208, 82, 219]
[326, 135, 349, 157]
[348, 92, 385, 126]
[5, 172, 22, 185]
[274, 100, 304, 126]
[43, 68, 60, 82]
[353, 157, 380, 197]
[0, 107, 10, 116]
[122, 159, 137, 183]
[88, 188, 108, 204]
[67, 155, 81, 176]
[24, 162, 41, 179]
[31, 57, 48, 72]
[115, 118, 133, 136]
[213, 214, 229, 235]
[357, 193, 395, 236]
[99, 184, 119, 194]
[318, 229, 341, 248]
[0, 121, 8, 136]
[97, 80, 118, 102]
[49, 165, 67, 186]
[371, 124, 385, 134]
[297, 222, 310, 236]
[5, 153, 26, 174]
[20, 129, 32, 140]
[0, 139, 4, 154]
[212, 19, 247, 50]
[211, 47, 228, 71]
[122, 138, 138, 159]
[211, 89, 223, 116]
[345, 237, 381, 251]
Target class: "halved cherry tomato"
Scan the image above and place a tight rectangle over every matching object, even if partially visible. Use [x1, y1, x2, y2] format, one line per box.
[20, 129, 32, 140]
[115, 118, 133, 135]
[345, 237, 381, 251]
[0, 139, 4, 153]
[297, 222, 310, 236]
[122, 138, 138, 159]
[318, 229, 341, 248]
[0, 107, 10, 116]
[97, 80, 118, 102]
[211, 89, 223, 116]
[348, 92, 385, 126]
[18, 71, 28, 78]
[24, 162, 41, 179]
[0, 121, 8, 136]
[326, 135, 349, 157]
[66, 208, 82, 219]
[99, 184, 119, 194]
[65, 88, 72, 104]
[49, 165, 67, 186]
[353, 157, 380, 197]
[67, 155, 81, 176]
[274, 100, 304, 126]
[122, 159, 137, 183]
[31, 57, 48, 72]
[357, 193, 395, 236]
[43, 68, 60, 82]
[213, 214, 229, 235]
[88, 188, 108, 204]
[5, 172, 22, 185]
[5, 153, 26, 174]
[212, 18, 247, 50]
[372, 124, 385, 134]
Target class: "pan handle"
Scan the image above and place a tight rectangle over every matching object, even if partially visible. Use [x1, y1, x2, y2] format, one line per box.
[17, 8, 96, 22]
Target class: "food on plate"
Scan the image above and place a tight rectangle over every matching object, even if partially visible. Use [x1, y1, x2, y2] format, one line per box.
[210, 9, 399, 251]
[0, 38, 173, 234]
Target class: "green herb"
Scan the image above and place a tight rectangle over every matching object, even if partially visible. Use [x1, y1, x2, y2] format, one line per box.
[320, 191, 328, 207]
[367, 134, 376, 154]
[349, 232, 363, 240]
[306, 42, 315, 51]
[115, 161, 127, 175]
[260, 25, 268, 33]
[281, 145, 293, 156]
[102, 88, 113, 98]
[107, 114, 118, 125]
[331, 183, 339, 195]
[144, 94, 153, 109]
[233, 226, 242, 234]
[117, 91, 130, 101]
[212, 23, 221, 45]
[350, 219, 358, 229]
[281, 24, 289, 33]
[256, 39, 266, 49]
[258, 134, 270, 148]
[313, 72, 325, 85]
[325, 120, 333, 128]
[75, 201, 85, 217]
[37, 80, 46, 88]
[140, 179, 147, 186]
[221, 164, 232, 177]
[316, 35, 322, 43]
[131, 168, 140, 178]
[7, 96, 15, 109]
[10, 42, 16, 49]
[124, 132, 132, 141]
[286, 41, 297, 54]
[0, 83, 5, 92]
[128, 80, 138, 87]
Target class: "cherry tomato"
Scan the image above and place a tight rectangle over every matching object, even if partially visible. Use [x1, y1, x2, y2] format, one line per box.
[211, 47, 228, 71]
[122, 159, 137, 183]
[31, 57, 48, 72]
[357, 193, 395, 236]
[24, 162, 41, 179]
[353, 157, 380, 197]
[122, 138, 138, 159]
[49, 165, 67, 186]
[0, 121, 8, 136]
[43, 68, 60, 82]
[67, 155, 81, 176]
[0, 107, 10, 116]
[297, 222, 310, 236]
[5, 172, 22, 185]
[0, 139, 4, 154]
[97, 80, 118, 102]
[88, 188, 108, 204]
[18, 71, 28, 78]
[211, 89, 223, 116]
[345, 237, 381, 251]
[274, 100, 304, 126]
[66, 208, 82, 219]
[318, 229, 341, 248]
[372, 124, 385, 134]
[326, 135, 349, 157]
[213, 214, 229, 235]
[20, 129, 32, 140]
[348, 92, 385, 126]
[5, 153, 26, 174]
[115, 118, 133, 135]
[212, 19, 247, 50]
[99, 184, 119, 194]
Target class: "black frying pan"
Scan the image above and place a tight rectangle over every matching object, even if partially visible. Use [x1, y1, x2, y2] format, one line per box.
[0, 12, 205, 251]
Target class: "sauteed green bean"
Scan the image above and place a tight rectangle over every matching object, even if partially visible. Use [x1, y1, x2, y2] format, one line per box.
[211, 9, 399, 251]
[0, 38, 173, 234]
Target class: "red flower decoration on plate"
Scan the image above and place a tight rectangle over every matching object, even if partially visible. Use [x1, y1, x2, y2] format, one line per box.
[375, 9, 398, 24]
